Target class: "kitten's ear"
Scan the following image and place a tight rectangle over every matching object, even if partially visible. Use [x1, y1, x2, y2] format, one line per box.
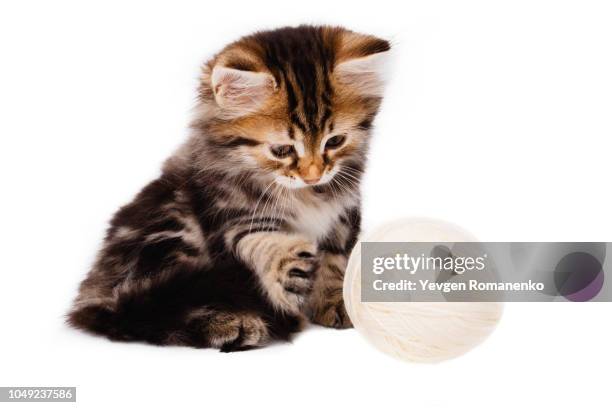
[335, 51, 390, 97]
[211, 66, 276, 116]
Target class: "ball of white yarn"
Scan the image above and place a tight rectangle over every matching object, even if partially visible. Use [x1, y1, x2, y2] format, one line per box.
[343, 218, 503, 363]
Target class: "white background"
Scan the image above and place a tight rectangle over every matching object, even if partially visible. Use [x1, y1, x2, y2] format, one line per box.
[1, 0, 611, 407]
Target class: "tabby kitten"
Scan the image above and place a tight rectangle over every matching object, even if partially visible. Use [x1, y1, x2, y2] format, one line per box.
[68, 25, 390, 351]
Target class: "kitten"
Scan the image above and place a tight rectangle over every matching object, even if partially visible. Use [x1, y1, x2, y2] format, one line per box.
[68, 25, 390, 351]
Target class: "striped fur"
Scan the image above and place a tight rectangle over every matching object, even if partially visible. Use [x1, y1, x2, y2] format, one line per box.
[68, 25, 390, 351]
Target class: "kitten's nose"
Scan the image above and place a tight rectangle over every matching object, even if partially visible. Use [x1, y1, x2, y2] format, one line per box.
[299, 162, 323, 185]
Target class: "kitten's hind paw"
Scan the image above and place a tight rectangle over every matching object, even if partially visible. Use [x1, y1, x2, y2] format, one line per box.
[187, 310, 269, 351]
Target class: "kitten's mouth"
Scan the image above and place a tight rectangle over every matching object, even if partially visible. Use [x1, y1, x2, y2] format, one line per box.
[274, 167, 342, 190]
[303, 178, 321, 185]
[274, 174, 328, 189]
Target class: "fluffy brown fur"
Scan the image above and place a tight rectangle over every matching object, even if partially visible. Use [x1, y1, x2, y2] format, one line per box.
[68, 25, 390, 351]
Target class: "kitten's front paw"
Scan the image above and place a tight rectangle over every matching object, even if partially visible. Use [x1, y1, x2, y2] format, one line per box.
[267, 237, 319, 313]
[310, 286, 353, 329]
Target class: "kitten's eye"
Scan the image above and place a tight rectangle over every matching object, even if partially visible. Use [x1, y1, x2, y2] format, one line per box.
[325, 135, 346, 149]
[270, 144, 295, 158]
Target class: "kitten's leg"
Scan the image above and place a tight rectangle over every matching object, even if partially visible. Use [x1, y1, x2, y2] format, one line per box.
[180, 308, 270, 352]
[307, 252, 353, 329]
[306, 207, 361, 329]
[234, 232, 319, 315]
[68, 186, 280, 350]
[71, 261, 279, 350]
